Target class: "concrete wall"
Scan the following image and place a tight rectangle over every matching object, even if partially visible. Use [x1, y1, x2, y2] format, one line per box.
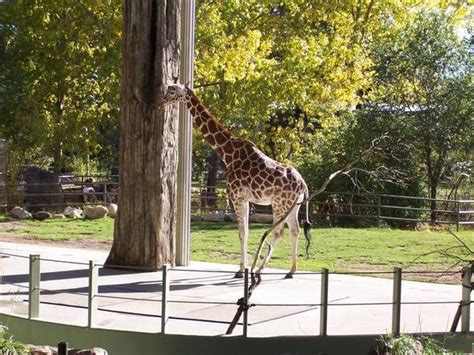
[2, 314, 473, 355]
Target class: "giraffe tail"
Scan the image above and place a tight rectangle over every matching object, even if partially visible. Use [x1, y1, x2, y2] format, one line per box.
[303, 189, 312, 259]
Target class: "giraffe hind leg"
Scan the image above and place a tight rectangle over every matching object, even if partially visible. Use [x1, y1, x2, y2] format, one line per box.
[285, 206, 301, 279]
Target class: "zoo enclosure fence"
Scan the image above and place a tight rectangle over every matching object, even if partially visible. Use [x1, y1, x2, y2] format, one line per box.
[0, 251, 472, 337]
[2, 178, 473, 230]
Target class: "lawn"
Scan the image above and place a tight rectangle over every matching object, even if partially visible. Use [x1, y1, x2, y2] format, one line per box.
[2, 217, 473, 276]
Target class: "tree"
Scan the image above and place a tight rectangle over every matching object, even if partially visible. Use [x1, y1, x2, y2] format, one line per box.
[105, 1, 180, 269]
[0, 0, 121, 172]
[192, 0, 425, 200]
[369, 10, 473, 221]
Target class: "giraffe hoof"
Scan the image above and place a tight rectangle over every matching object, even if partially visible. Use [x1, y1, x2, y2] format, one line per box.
[234, 271, 244, 279]
[284, 273, 294, 279]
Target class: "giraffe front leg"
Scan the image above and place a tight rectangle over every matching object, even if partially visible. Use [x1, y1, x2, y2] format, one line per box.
[233, 201, 249, 279]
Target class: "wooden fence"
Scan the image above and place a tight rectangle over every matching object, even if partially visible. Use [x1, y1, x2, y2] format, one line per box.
[1, 178, 473, 229]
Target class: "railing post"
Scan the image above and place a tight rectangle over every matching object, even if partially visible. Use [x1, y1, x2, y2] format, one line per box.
[320, 268, 329, 336]
[161, 264, 170, 334]
[243, 268, 249, 337]
[461, 266, 472, 333]
[392, 267, 402, 336]
[28, 254, 40, 319]
[88, 260, 98, 328]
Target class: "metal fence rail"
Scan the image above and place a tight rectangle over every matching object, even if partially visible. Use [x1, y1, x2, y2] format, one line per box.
[1, 252, 471, 337]
[2, 180, 473, 229]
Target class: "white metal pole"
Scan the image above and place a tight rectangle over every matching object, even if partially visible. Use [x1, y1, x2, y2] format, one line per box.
[176, 0, 195, 266]
[28, 254, 40, 319]
[88, 260, 98, 328]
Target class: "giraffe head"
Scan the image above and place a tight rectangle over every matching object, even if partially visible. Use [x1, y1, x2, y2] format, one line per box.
[157, 84, 189, 109]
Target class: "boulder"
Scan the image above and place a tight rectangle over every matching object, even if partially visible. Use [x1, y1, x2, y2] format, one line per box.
[63, 206, 83, 219]
[191, 214, 203, 222]
[249, 213, 273, 223]
[224, 213, 238, 222]
[9, 206, 32, 220]
[69, 347, 108, 355]
[32, 211, 52, 221]
[21, 167, 64, 212]
[203, 212, 225, 222]
[84, 205, 108, 220]
[51, 213, 66, 219]
[28, 345, 56, 355]
[106, 204, 118, 218]
[28, 345, 108, 355]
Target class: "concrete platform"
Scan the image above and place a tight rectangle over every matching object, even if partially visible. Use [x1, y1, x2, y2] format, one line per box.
[0, 241, 468, 337]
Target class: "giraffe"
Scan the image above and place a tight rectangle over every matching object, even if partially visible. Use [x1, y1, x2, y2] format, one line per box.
[158, 84, 311, 278]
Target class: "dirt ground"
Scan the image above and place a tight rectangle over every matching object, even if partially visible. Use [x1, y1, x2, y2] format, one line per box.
[0, 220, 111, 251]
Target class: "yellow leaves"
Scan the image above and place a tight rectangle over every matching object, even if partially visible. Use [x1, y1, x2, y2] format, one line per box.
[42, 12, 50, 24]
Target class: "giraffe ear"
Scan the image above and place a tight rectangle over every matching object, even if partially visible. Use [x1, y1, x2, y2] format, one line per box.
[184, 81, 191, 88]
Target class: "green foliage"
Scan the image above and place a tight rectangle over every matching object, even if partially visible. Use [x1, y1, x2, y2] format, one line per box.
[0, 326, 27, 354]
[194, 0, 411, 163]
[0, 0, 122, 172]
[376, 333, 457, 354]
[368, 9, 473, 197]
[0, 0, 471, 198]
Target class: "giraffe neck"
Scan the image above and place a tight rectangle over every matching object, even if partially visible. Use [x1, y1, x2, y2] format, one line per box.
[185, 87, 235, 167]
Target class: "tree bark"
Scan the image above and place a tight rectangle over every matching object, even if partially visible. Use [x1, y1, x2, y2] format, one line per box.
[105, 0, 180, 270]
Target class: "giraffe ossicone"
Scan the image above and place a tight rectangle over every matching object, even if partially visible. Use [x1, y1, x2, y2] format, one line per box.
[159, 83, 312, 278]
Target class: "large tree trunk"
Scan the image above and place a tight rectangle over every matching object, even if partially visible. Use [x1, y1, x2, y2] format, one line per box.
[106, 1, 180, 270]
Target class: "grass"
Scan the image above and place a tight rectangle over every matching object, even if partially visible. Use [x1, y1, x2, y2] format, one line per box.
[2, 217, 473, 276]
[6, 218, 113, 241]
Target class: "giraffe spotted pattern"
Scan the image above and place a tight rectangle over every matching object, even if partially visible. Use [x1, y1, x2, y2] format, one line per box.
[159, 84, 311, 278]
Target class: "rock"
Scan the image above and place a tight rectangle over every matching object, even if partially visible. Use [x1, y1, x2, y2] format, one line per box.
[28, 345, 108, 355]
[224, 213, 237, 222]
[63, 206, 83, 219]
[191, 214, 203, 222]
[28, 345, 56, 355]
[203, 212, 225, 222]
[84, 205, 108, 220]
[21, 166, 64, 212]
[51, 213, 66, 219]
[9, 206, 32, 220]
[250, 213, 273, 223]
[69, 347, 108, 355]
[106, 203, 118, 218]
[32, 211, 52, 221]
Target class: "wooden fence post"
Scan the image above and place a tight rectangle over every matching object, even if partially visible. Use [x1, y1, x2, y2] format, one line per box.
[456, 201, 460, 233]
[392, 267, 402, 336]
[461, 266, 472, 333]
[88, 260, 98, 328]
[28, 254, 40, 319]
[243, 268, 249, 337]
[103, 182, 108, 204]
[320, 268, 329, 336]
[377, 194, 381, 228]
[161, 264, 170, 334]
